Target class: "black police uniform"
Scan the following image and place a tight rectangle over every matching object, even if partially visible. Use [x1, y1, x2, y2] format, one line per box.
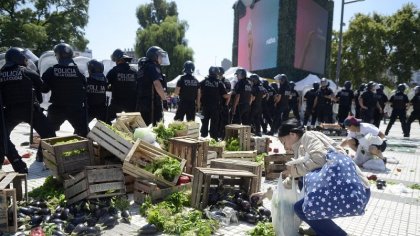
[86, 73, 107, 122]
[250, 82, 267, 136]
[233, 78, 252, 125]
[373, 90, 388, 127]
[137, 61, 164, 126]
[174, 74, 199, 121]
[303, 88, 318, 126]
[360, 90, 378, 123]
[316, 87, 334, 123]
[385, 91, 409, 136]
[218, 77, 232, 139]
[0, 65, 55, 172]
[286, 88, 300, 121]
[200, 75, 227, 139]
[261, 84, 274, 133]
[271, 84, 290, 133]
[42, 63, 89, 137]
[106, 63, 138, 123]
[406, 93, 420, 137]
[336, 88, 354, 124]
[354, 89, 364, 119]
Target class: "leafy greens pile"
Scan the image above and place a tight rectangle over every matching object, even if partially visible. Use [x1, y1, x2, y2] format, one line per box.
[247, 222, 275, 236]
[209, 138, 226, 147]
[225, 137, 241, 151]
[144, 155, 182, 181]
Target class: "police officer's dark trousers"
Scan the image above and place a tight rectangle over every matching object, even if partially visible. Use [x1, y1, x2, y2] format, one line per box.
[88, 105, 106, 123]
[272, 105, 288, 133]
[361, 107, 375, 123]
[373, 108, 384, 128]
[218, 104, 230, 139]
[138, 97, 163, 126]
[303, 106, 317, 126]
[48, 104, 89, 137]
[261, 104, 273, 133]
[233, 104, 250, 125]
[174, 100, 195, 121]
[106, 100, 136, 124]
[287, 104, 300, 121]
[406, 110, 420, 137]
[250, 105, 262, 136]
[385, 108, 408, 136]
[337, 106, 350, 124]
[317, 104, 333, 123]
[201, 106, 220, 139]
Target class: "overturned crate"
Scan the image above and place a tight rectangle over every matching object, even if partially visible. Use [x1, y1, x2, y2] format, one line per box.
[64, 165, 126, 205]
[191, 168, 257, 210]
[88, 121, 134, 161]
[41, 135, 94, 179]
[133, 177, 192, 204]
[0, 172, 28, 233]
[250, 137, 270, 154]
[222, 150, 257, 161]
[208, 146, 224, 159]
[210, 159, 262, 192]
[168, 137, 209, 174]
[264, 154, 294, 180]
[173, 122, 200, 139]
[123, 139, 186, 188]
[113, 112, 147, 138]
[225, 124, 251, 151]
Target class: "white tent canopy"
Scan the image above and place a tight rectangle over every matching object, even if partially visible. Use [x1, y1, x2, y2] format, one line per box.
[294, 74, 338, 92]
[167, 72, 206, 88]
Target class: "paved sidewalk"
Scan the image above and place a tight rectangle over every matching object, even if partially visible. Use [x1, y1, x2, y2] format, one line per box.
[4, 117, 420, 236]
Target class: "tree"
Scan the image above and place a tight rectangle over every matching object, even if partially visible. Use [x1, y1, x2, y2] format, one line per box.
[134, 0, 194, 81]
[0, 0, 89, 55]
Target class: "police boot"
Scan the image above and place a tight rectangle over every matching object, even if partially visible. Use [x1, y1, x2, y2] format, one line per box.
[36, 147, 43, 162]
[11, 159, 28, 174]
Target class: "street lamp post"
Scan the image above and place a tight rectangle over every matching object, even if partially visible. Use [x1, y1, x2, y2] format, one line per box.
[335, 0, 364, 84]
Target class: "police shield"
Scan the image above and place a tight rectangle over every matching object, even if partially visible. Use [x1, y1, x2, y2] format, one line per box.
[102, 59, 116, 76]
[38, 51, 57, 76]
[0, 53, 5, 69]
[73, 56, 90, 77]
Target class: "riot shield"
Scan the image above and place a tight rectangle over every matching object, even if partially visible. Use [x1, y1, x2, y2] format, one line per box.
[73, 56, 91, 78]
[38, 51, 57, 76]
[102, 59, 116, 76]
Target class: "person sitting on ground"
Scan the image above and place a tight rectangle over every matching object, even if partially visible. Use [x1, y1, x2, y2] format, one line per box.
[340, 116, 387, 165]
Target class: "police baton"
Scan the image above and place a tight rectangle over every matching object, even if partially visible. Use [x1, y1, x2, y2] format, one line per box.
[0, 89, 8, 155]
[29, 89, 35, 144]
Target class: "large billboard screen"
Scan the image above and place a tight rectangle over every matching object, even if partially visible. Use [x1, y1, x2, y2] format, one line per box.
[294, 0, 328, 74]
[237, 0, 279, 71]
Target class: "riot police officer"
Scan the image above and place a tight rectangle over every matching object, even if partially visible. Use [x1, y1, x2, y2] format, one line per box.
[42, 43, 88, 137]
[137, 46, 169, 126]
[373, 84, 388, 127]
[174, 61, 200, 121]
[354, 83, 366, 119]
[303, 82, 319, 127]
[217, 67, 231, 139]
[269, 74, 290, 135]
[1, 47, 54, 172]
[359, 81, 381, 123]
[261, 80, 274, 134]
[106, 49, 138, 123]
[86, 59, 107, 123]
[313, 78, 334, 123]
[385, 84, 409, 136]
[249, 74, 267, 136]
[198, 66, 229, 139]
[335, 81, 354, 124]
[406, 86, 420, 137]
[232, 68, 252, 125]
[286, 81, 300, 122]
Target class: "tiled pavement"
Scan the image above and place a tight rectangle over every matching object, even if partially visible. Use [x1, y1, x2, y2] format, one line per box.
[4, 116, 420, 236]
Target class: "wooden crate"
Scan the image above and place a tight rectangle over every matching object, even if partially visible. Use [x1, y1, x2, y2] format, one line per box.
[250, 137, 270, 154]
[225, 124, 251, 151]
[87, 121, 134, 161]
[0, 172, 27, 202]
[41, 135, 94, 179]
[172, 122, 200, 139]
[206, 151, 218, 166]
[113, 112, 146, 138]
[92, 142, 118, 165]
[222, 150, 257, 161]
[0, 189, 17, 233]
[168, 137, 209, 174]
[123, 139, 186, 188]
[64, 165, 126, 205]
[208, 146, 224, 159]
[264, 154, 294, 180]
[133, 180, 192, 204]
[210, 159, 262, 192]
[124, 174, 136, 193]
[191, 168, 257, 210]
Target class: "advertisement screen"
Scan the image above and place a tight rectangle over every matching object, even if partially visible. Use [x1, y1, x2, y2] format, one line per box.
[238, 0, 279, 71]
[294, 0, 328, 74]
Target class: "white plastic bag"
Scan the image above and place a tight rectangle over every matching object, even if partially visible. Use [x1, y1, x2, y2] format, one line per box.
[271, 176, 301, 236]
[134, 127, 156, 144]
[362, 159, 386, 171]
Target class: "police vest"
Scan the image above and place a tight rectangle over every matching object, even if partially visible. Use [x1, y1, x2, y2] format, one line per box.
[87, 74, 107, 106]
[0, 66, 33, 107]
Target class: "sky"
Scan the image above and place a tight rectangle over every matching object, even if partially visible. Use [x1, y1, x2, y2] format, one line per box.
[84, 0, 417, 78]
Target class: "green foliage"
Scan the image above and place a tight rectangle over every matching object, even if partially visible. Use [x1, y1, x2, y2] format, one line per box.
[134, 0, 194, 80]
[144, 155, 182, 181]
[112, 196, 130, 211]
[100, 121, 133, 141]
[209, 138, 226, 147]
[168, 120, 187, 132]
[409, 183, 420, 190]
[0, 0, 89, 54]
[255, 153, 267, 164]
[247, 222, 275, 236]
[225, 137, 241, 151]
[28, 176, 65, 209]
[153, 122, 175, 150]
[61, 148, 87, 157]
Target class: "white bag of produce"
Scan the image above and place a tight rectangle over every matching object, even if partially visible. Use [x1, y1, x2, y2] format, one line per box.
[134, 127, 156, 144]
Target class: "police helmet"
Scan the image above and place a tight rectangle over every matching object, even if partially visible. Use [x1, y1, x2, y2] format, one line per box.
[313, 82, 320, 90]
[271, 82, 278, 90]
[111, 49, 132, 62]
[209, 66, 219, 77]
[146, 46, 169, 65]
[218, 67, 225, 76]
[320, 78, 328, 87]
[54, 43, 74, 60]
[250, 74, 260, 84]
[137, 57, 147, 68]
[235, 68, 247, 79]
[367, 81, 377, 90]
[274, 74, 288, 83]
[359, 83, 366, 91]
[4, 47, 27, 67]
[377, 83, 384, 91]
[87, 59, 104, 74]
[344, 81, 352, 89]
[397, 83, 406, 92]
[414, 86, 420, 94]
[183, 60, 195, 74]
[289, 81, 295, 89]
[262, 79, 269, 87]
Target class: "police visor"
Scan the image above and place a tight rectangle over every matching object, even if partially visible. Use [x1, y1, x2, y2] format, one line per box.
[159, 51, 170, 66]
